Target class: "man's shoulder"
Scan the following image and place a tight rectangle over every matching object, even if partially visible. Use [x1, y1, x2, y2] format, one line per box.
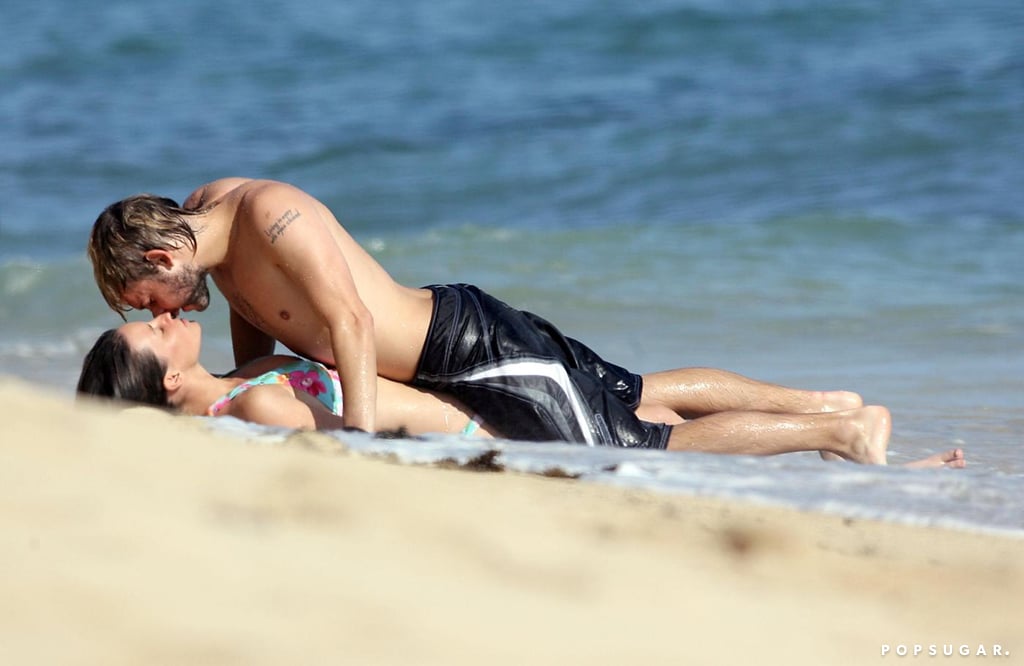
[234, 180, 318, 223]
[237, 179, 306, 205]
[226, 180, 331, 241]
[183, 177, 254, 210]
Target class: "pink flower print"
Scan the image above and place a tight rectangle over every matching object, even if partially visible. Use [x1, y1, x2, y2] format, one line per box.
[287, 370, 327, 397]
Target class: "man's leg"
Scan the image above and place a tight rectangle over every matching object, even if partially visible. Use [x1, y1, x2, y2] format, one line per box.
[641, 367, 863, 419]
[664, 405, 892, 464]
[635, 403, 685, 425]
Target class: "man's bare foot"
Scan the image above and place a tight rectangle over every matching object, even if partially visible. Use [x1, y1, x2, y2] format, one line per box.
[903, 448, 966, 469]
[820, 406, 891, 465]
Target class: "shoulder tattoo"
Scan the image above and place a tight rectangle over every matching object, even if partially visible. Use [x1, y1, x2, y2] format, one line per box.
[264, 208, 301, 244]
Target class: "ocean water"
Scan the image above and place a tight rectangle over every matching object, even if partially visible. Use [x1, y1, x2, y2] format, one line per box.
[2, 0, 1022, 534]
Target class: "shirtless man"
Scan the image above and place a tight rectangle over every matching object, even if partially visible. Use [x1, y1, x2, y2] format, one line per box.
[87, 177, 964, 467]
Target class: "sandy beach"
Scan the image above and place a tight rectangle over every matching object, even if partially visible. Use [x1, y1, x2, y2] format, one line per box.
[1, 375, 1021, 666]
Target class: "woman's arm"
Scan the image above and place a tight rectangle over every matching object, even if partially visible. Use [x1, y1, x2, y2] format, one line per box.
[375, 378, 497, 437]
[220, 371, 497, 437]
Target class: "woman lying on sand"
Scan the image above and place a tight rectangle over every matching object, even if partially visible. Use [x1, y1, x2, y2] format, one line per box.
[78, 314, 503, 437]
[77, 314, 964, 468]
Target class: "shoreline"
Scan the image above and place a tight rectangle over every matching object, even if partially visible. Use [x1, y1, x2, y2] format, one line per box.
[2, 375, 1021, 665]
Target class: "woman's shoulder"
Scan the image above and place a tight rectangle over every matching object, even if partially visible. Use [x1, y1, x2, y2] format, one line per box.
[224, 382, 311, 428]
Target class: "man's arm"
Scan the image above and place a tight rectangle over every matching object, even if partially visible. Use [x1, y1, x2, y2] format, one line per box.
[244, 182, 377, 432]
[230, 308, 276, 368]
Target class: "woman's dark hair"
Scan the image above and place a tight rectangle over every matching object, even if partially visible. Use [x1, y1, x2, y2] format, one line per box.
[77, 329, 171, 408]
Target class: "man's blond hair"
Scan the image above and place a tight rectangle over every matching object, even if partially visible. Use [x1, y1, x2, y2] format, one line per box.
[87, 194, 199, 316]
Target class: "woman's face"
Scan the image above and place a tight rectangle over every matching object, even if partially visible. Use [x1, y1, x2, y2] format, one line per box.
[119, 312, 202, 372]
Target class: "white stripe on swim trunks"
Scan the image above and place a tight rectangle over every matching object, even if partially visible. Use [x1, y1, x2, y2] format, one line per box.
[460, 359, 598, 446]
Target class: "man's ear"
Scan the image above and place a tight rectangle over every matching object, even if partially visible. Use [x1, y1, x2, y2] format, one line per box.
[144, 249, 175, 271]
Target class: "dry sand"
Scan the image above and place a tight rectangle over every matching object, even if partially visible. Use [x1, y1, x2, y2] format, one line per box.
[2, 375, 1021, 665]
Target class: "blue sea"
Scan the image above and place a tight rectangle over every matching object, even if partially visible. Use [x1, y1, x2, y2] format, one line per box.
[2, 0, 1022, 534]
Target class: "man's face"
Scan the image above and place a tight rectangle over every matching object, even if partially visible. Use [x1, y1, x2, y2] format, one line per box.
[122, 265, 211, 317]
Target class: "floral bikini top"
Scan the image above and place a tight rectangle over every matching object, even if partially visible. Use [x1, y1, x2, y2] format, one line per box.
[207, 359, 342, 417]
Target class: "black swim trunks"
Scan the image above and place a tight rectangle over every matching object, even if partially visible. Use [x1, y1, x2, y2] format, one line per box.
[412, 284, 671, 449]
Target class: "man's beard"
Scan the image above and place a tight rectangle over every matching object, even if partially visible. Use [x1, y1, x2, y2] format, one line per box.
[171, 266, 211, 312]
